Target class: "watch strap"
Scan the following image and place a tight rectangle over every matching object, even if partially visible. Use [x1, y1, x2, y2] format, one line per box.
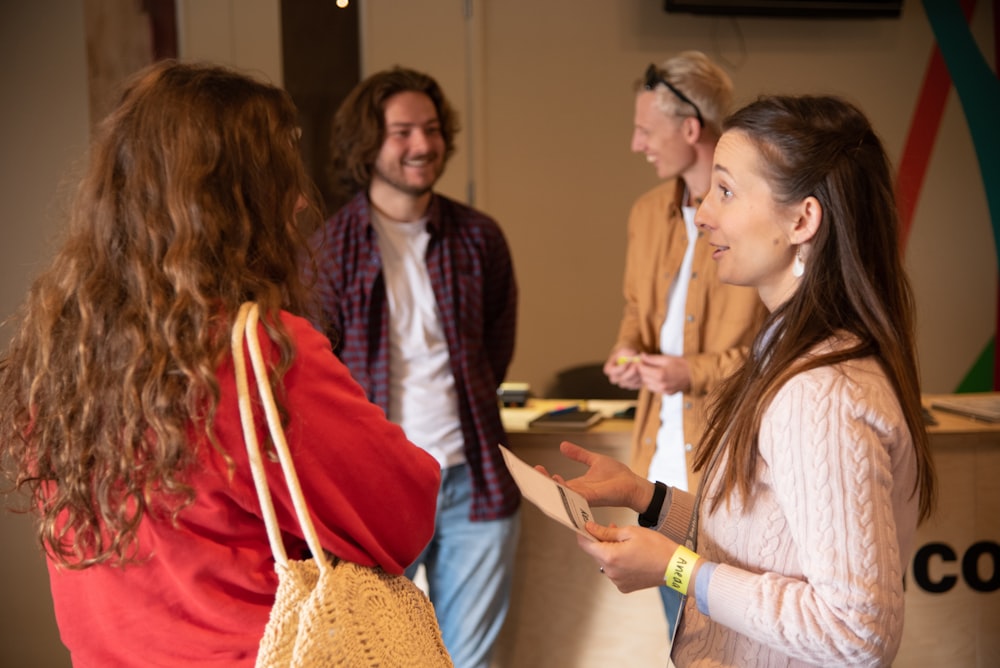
[638, 480, 668, 527]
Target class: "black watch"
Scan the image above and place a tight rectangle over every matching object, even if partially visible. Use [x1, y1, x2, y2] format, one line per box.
[638, 481, 667, 527]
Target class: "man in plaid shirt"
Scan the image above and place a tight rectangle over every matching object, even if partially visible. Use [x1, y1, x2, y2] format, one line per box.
[307, 66, 520, 668]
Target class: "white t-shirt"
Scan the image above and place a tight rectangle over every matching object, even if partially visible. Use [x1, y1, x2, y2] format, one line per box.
[648, 204, 698, 491]
[370, 210, 465, 469]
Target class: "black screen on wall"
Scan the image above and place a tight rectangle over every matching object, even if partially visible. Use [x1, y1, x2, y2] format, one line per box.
[664, 0, 904, 18]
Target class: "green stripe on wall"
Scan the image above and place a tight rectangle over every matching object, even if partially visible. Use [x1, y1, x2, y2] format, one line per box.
[955, 338, 995, 393]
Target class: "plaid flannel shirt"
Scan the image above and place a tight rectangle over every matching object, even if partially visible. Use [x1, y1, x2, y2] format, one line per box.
[308, 191, 520, 520]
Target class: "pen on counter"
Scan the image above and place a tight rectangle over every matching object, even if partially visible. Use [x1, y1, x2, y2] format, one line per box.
[547, 405, 581, 416]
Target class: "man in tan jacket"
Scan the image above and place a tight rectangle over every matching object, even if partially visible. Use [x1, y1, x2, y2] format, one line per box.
[604, 53, 766, 631]
[604, 51, 765, 638]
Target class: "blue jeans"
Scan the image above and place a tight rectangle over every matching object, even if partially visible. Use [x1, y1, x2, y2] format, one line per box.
[405, 463, 520, 668]
[659, 584, 684, 640]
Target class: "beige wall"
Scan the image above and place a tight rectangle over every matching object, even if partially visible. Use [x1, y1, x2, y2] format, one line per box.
[0, 3, 284, 665]
[0, 3, 87, 664]
[0, 1, 996, 665]
[176, 0, 283, 85]
[362, 0, 997, 396]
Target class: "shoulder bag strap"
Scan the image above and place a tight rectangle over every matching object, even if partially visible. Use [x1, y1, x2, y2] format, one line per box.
[232, 301, 330, 573]
[682, 439, 726, 551]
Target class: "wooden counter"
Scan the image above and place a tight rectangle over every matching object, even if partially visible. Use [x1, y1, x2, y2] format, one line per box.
[898, 395, 999, 667]
[492, 396, 1000, 668]
[494, 400, 667, 668]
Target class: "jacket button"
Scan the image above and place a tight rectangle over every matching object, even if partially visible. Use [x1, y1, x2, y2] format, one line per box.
[686, 314, 695, 322]
[684, 443, 693, 452]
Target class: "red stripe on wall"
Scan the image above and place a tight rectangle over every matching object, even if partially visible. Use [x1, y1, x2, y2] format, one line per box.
[896, 0, 977, 252]
[896, 51, 951, 251]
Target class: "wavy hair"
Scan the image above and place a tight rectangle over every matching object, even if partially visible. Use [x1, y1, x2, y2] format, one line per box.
[695, 95, 936, 523]
[0, 60, 323, 567]
[328, 66, 459, 198]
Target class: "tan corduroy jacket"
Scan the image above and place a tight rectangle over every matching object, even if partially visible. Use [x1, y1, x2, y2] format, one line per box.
[613, 179, 767, 491]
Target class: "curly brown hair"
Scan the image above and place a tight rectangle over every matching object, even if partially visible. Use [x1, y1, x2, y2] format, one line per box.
[328, 66, 459, 198]
[0, 60, 323, 567]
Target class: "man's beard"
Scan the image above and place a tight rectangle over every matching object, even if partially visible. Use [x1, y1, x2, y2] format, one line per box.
[373, 156, 441, 198]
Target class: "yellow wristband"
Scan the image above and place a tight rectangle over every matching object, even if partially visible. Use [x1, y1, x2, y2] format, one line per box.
[664, 545, 700, 596]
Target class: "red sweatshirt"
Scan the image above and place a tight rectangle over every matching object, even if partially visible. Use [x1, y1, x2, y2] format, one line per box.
[46, 311, 441, 667]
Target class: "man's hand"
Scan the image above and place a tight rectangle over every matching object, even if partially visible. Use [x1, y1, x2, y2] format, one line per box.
[635, 353, 691, 395]
[604, 347, 642, 390]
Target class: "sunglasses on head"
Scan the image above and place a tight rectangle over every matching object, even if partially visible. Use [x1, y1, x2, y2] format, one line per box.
[643, 64, 705, 128]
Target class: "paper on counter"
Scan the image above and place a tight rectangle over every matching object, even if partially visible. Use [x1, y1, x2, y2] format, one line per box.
[499, 407, 545, 432]
[499, 444, 595, 541]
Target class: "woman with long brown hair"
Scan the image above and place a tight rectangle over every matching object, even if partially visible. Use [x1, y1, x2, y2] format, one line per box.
[0, 60, 440, 666]
[550, 94, 935, 667]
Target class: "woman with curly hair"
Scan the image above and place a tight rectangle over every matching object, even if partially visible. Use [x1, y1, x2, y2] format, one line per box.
[0, 60, 440, 666]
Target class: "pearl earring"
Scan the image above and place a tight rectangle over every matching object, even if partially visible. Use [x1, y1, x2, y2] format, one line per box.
[792, 247, 805, 278]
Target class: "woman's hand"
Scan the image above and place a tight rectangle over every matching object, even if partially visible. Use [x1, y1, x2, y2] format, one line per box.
[550, 441, 653, 512]
[578, 522, 676, 593]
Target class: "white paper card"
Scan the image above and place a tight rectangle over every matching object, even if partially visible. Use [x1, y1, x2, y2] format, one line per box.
[499, 444, 595, 541]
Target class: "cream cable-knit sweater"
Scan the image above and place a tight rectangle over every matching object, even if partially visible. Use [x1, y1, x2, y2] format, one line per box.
[661, 354, 920, 667]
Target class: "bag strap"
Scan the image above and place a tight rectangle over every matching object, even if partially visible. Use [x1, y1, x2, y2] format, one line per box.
[682, 437, 725, 552]
[231, 302, 330, 574]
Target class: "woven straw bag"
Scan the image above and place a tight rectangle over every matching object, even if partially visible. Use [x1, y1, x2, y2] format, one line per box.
[232, 303, 453, 667]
